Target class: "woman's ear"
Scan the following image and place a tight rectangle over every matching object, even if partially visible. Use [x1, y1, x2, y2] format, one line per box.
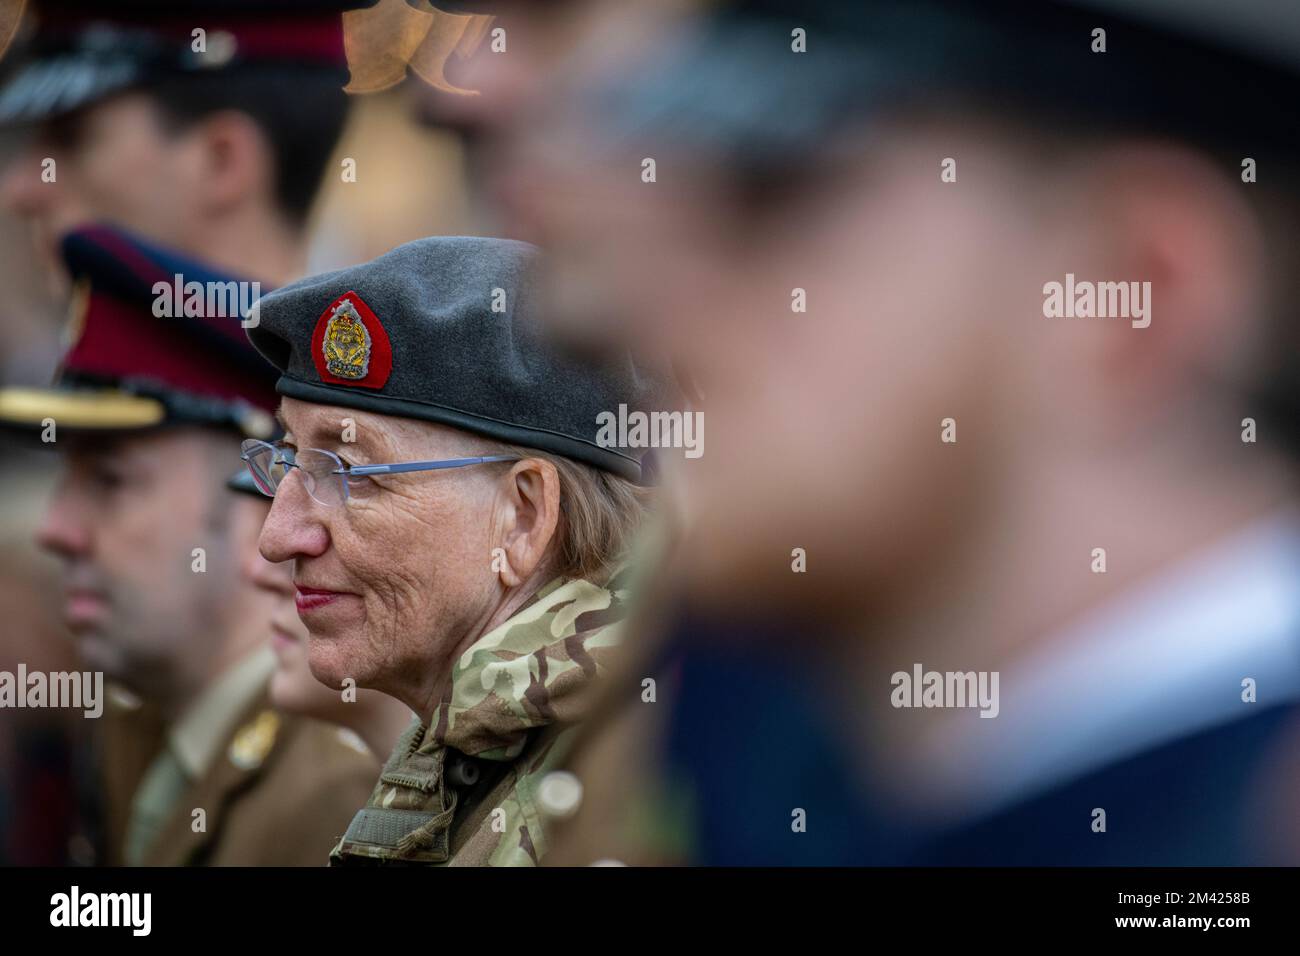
[495, 458, 561, 588]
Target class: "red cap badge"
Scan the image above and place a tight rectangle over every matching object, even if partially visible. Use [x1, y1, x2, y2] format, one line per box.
[311, 291, 392, 389]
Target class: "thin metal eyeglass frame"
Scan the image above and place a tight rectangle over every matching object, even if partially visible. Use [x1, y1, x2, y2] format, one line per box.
[239, 438, 518, 503]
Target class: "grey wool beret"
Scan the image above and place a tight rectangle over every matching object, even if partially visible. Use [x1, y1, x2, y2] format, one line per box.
[246, 236, 659, 481]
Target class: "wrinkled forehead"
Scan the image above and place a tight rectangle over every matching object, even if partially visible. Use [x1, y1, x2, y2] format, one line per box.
[275, 398, 483, 458]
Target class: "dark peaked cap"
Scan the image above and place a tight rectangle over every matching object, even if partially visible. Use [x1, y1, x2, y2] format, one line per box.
[0, 0, 376, 126]
[247, 236, 661, 482]
[0, 224, 278, 438]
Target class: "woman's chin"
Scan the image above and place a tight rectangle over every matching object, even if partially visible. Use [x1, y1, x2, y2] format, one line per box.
[306, 640, 362, 692]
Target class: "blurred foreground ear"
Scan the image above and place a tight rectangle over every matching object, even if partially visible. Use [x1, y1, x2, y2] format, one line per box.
[1073, 142, 1267, 423]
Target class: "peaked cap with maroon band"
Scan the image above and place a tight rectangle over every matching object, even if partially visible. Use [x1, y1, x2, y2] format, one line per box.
[0, 224, 278, 438]
[0, 0, 377, 125]
[247, 235, 664, 482]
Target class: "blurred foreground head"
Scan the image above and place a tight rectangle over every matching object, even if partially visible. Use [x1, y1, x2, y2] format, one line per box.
[408, 0, 688, 230]
[0, 0, 367, 287]
[501, 0, 1300, 626]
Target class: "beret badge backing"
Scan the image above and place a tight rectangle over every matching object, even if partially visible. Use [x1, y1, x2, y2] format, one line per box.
[310, 291, 392, 389]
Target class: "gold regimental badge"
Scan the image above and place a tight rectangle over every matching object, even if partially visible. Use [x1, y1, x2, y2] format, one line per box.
[322, 298, 372, 380]
[228, 710, 281, 770]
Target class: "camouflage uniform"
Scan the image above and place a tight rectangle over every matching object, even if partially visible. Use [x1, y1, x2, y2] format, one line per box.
[331, 570, 629, 866]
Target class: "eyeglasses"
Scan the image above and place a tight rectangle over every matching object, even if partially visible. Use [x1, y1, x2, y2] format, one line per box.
[240, 438, 517, 507]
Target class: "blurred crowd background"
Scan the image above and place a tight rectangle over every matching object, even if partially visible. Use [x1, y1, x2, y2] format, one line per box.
[4, 0, 1300, 867]
[0, 0, 502, 864]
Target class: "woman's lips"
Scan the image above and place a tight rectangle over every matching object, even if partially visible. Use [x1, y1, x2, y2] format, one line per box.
[294, 585, 347, 613]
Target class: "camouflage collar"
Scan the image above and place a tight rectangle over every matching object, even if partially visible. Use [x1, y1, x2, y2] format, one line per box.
[331, 570, 631, 865]
[419, 570, 631, 761]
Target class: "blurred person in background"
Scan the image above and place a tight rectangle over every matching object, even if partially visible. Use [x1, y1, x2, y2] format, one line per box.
[0, 467, 80, 864]
[0, 0, 375, 864]
[228, 468, 414, 761]
[408, 0, 689, 240]
[484, 0, 1300, 864]
[0, 0, 369, 291]
[0, 225, 378, 865]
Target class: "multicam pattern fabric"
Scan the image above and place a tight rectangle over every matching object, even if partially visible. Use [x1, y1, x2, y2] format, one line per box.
[330, 569, 630, 866]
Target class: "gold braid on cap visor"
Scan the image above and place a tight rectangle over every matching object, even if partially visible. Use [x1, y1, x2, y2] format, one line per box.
[0, 386, 165, 429]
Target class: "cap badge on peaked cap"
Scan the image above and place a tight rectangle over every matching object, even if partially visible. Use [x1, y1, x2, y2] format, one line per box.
[311, 290, 392, 389]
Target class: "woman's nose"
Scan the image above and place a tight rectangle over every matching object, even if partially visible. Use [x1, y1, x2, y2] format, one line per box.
[258, 478, 330, 564]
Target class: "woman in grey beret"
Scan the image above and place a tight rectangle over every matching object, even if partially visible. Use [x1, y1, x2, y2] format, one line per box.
[239, 236, 660, 865]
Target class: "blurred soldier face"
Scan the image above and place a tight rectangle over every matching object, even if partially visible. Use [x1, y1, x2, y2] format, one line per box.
[0, 92, 239, 288]
[239, 501, 320, 711]
[35, 428, 255, 702]
[652, 129, 1023, 609]
[504, 121, 1024, 607]
[510, 112, 1267, 619]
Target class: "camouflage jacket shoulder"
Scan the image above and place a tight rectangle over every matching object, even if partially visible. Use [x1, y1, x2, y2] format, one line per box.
[330, 570, 631, 866]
